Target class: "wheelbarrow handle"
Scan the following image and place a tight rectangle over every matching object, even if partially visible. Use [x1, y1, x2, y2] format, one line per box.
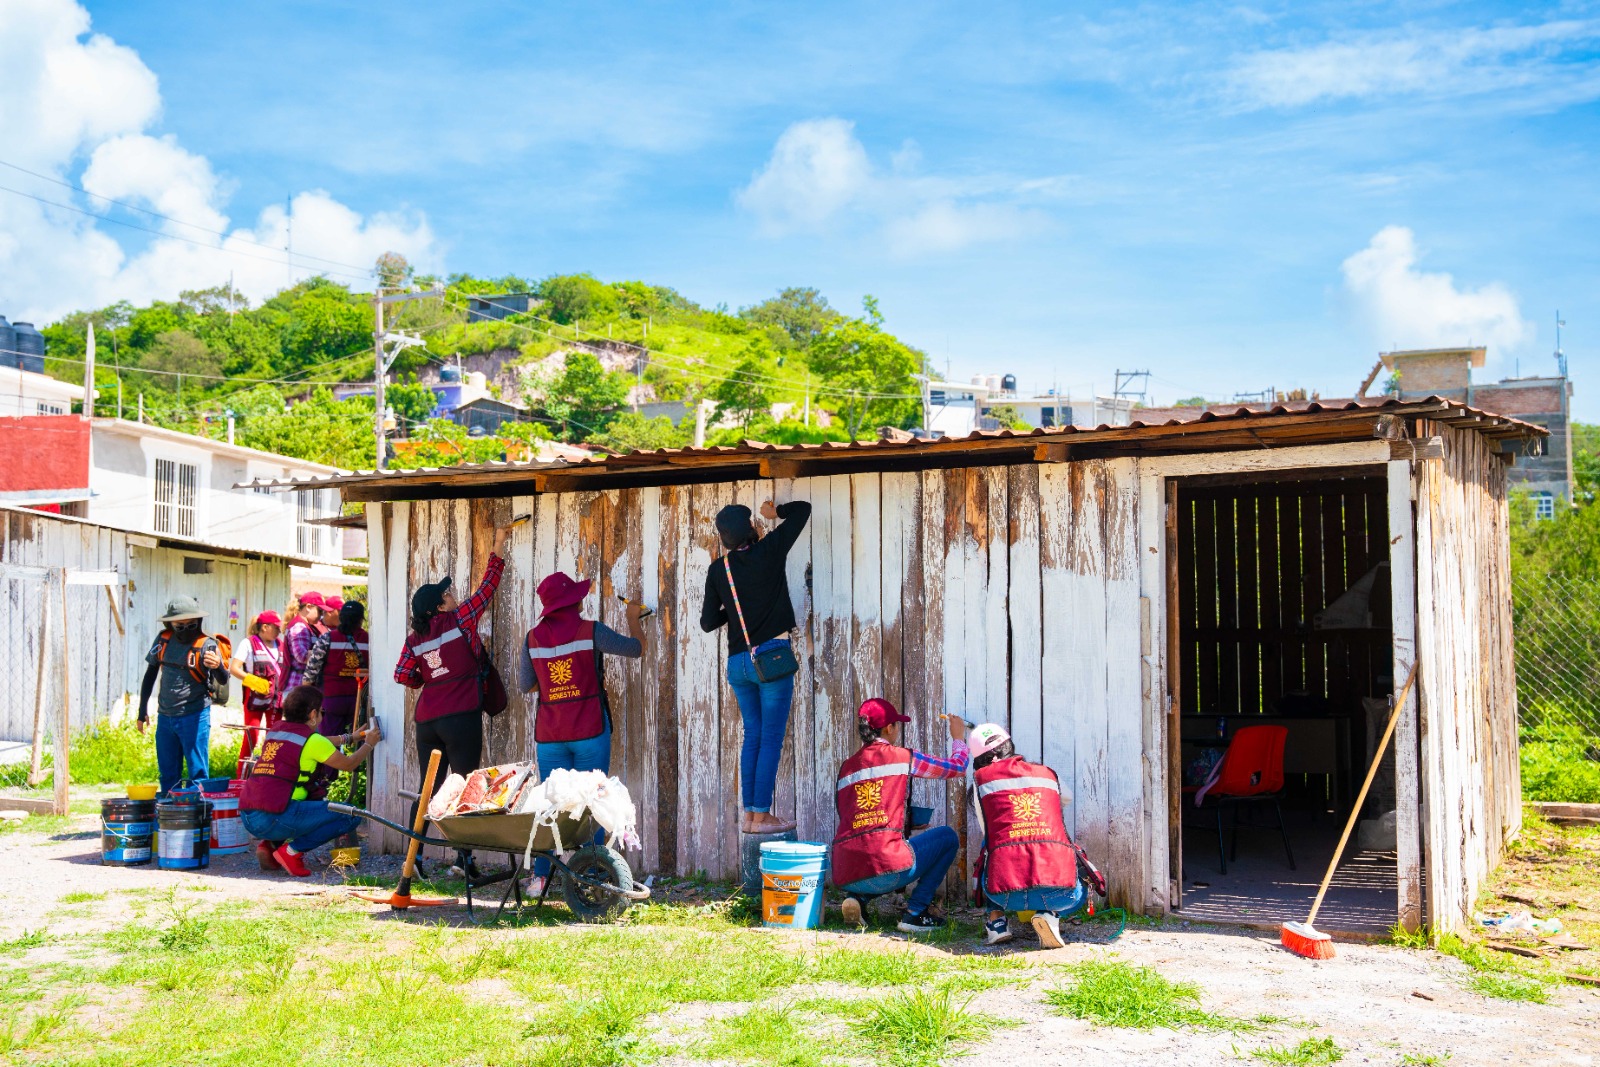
[328, 803, 456, 850]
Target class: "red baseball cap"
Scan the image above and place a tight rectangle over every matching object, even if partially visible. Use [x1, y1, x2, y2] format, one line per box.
[325, 596, 343, 612]
[298, 591, 326, 608]
[858, 697, 911, 730]
[255, 610, 283, 627]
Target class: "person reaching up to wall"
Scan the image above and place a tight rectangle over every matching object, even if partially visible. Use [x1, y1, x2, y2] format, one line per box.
[395, 523, 513, 876]
[700, 497, 811, 834]
[831, 699, 968, 934]
[518, 569, 647, 897]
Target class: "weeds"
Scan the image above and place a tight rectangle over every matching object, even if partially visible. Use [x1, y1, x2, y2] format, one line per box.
[810, 947, 933, 987]
[693, 1006, 838, 1067]
[0, 993, 84, 1054]
[1386, 923, 1431, 949]
[1467, 972, 1550, 1003]
[521, 992, 653, 1067]
[0, 928, 52, 954]
[157, 890, 210, 952]
[0, 718, 236, 789]
[1251, 1036, 1344, 1065]
[852, 987, 991, 1067]
[59, 891, 104, 905]
[1400, 1054, 1451, 1065]
[1046, 959, 1254, 1031]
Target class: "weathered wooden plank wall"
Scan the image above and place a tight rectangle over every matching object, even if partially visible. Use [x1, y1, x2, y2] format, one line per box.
[1414, 423, 1521, 933]
[363, 460, 1161, 907]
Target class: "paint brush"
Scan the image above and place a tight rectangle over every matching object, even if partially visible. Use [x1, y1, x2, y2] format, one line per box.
[617, 594, 655, 620]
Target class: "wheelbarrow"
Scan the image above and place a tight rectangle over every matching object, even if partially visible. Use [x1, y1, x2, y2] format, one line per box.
[329, 802, 650, 923]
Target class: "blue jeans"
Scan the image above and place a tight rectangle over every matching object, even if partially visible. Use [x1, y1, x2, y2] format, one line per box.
[840, 825, 959, 917]
[984, 878, 1087, 917]
[532, 724, 612, 878]
[725, 640, 795, 813]
[240, 800, 359, 854]
[155, 708, 211, 795]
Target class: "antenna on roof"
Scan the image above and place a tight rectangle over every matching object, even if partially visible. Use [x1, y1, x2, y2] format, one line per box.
[1555, 310, 1568, 378]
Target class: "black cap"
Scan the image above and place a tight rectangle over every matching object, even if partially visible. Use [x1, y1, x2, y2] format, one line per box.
[339, 600, 366, 628]
[411, 577, 452, 620]
[716, 504, 754, 548]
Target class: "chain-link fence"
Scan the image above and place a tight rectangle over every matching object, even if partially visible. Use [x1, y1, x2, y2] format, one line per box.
[1512, 571, 1600, 801]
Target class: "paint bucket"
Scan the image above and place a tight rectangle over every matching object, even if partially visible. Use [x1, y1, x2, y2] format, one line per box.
[196, 777, 231, 794]
[759, 841, 828, 930]
[156, 798, 212, 870]
[909, 804, 934, 828]
[101, 797, 155, 866]
[166, 780, 203, 804]
[203, 783, 248, 856]
[741, 828, 797, 896]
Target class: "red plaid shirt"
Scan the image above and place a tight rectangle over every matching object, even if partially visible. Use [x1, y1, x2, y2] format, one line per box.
[393, 554, 504, 689]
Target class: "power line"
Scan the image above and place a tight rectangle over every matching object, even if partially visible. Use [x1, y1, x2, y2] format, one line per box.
[0, 157, 377, 274]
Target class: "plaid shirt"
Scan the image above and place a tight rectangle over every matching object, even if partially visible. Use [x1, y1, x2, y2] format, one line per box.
[394, 554, 504, 688]
[867, 736, 970, 779]
[284, 618, 319, 689]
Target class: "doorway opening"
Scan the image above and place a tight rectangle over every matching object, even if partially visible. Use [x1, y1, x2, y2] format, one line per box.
[1170, 469, 1399, 933]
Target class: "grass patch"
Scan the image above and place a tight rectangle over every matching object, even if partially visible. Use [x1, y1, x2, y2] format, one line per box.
[1385, 923, 1431, 949]
[1467, 971, 1550, 1003]
[1046, 959, 1254, 1031]
[852, 987, 991, 1067]
[1251, 1036, 1344, 1065]
[693, 1006, 840, 1067]
[0, 993, 84, 1055]
[521, 992, 653, 1067]
[0, 929, 53, 954]
[59, 891, 105, 905]
[1431, 933, 1555, 1003]
[1519, 723, 1600, 803]
[1400, 1054, 1451, 1065]
[0, 718, 236, 790]
[809, 947, 934, 987]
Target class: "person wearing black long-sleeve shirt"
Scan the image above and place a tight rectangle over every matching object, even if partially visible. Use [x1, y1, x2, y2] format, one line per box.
[137, 595, 230, 793]
[701, 498, 810, 833]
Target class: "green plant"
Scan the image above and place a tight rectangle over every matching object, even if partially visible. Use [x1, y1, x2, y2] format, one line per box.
[1046, 959, 1254, 1031]
[694, 1006, 835, 1067]
[0, 993, 83, 1054]
[520, 991, 652, 1067]
[1468, 971, 1550, 1003]
[1400, 1054, 1451, 1065]
[1251, 1036, 1344, 1065]
[809, 948, 933, 987]
[157, 891, 211, 952]
[59, 891, 104, 905]
[0, 718, 236, 789]
[1386, 923, 1431, 948]
[1518, 722, 1600, 803]
[852, 987, 991, 1067]
[0, 929, 52, 954]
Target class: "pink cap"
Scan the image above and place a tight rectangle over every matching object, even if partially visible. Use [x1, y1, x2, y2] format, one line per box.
[298, 591, 326, 608]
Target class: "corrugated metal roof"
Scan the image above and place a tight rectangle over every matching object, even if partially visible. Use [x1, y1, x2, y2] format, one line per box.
[0, 501, 326, 567]
[237, 395, 1546, 495]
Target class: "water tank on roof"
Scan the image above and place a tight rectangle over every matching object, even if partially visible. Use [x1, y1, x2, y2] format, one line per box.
[1002, 374, 1017, 394]
[11, 322, 44, 373]
[466, 371, 487, 390]
[439, 365, 461, 383]
[985, 374, 1001, 393]
[0, 316, 16, 371]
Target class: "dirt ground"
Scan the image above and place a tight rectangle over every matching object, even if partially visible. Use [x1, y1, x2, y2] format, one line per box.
[2, 803, 1598, 1067]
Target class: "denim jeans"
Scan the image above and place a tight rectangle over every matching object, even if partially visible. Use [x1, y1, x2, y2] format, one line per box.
[839, 825, 959, 917]
[155, 707, 211, 795]
[983, 878, 1087, 917]
[725, 640, 795, 813]
[240, 800, 359, 854]
[532, 724, 612, 878]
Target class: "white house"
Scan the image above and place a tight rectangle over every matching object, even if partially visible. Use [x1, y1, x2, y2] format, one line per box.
[0, 364, 83, 417]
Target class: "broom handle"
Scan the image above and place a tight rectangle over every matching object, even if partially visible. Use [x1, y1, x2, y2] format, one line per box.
[399, 748, 443, 892]
[1306, 663, 1418, 927]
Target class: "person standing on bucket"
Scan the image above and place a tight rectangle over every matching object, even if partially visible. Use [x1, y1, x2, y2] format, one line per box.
[518, 570, 647, 897]
[240, 684, 382, 877]
[831, 698, 969, 934]
[700, 497, 810, 834]
[968, 723, 1087, 949]
[395, 523, 513, 875]
[137, 595, 231, 794]
[303, 599, 369, 737]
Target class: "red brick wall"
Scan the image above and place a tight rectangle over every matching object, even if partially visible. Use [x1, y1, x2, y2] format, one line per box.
[0, 416, 90, 492]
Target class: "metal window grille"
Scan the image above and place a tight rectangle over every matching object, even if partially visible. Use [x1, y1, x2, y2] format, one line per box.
[35, 401, 65, 415]
[153, 458, 197, 537]
[1535, 493, 1555, 521]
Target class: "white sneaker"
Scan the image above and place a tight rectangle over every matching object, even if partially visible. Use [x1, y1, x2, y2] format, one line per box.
[983, 916, 1012, 945]
[1032, 911, 1065, 949]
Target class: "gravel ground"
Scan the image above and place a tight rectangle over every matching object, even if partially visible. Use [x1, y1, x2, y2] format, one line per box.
[3, 807, 1598, 1066]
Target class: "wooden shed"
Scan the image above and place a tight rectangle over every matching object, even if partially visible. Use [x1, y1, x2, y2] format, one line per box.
[260, 398, 1543, 934]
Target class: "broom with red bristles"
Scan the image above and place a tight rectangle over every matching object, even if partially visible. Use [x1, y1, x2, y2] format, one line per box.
[1281, 663, 1419, 960]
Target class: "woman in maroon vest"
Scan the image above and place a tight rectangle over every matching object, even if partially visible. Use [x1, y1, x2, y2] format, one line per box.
[229, 610, 284, 761]
[239, 684, 382, 877]
[968, 723, 1085, 949]
[830, 698, 968, 934]
[394, 525, 512, 872]
[305, 600, 369, 736]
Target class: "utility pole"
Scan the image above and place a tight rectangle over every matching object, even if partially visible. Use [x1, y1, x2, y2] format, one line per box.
[371, 287, 443, 469]
[226, 410, 235, 445]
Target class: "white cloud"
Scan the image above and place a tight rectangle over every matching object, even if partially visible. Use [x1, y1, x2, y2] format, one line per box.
[1341, 226, 1529, 356]
[736, 117, 1055, 256]
[1228, 19, 1600, 109]
[0, 0, 438, 323]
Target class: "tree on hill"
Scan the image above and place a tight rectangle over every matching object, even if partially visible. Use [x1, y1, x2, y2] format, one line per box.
[529, 351, 631, 440]
[806, 298, 924, 440]
[739, 287, 840, 347]
[538, 274, 618, 325]
[606, 412, 689, 453]
[711, 344, 774, 430]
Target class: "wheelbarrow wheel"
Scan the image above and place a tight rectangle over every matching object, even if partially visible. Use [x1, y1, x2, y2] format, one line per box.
[559, 843, 635, 923]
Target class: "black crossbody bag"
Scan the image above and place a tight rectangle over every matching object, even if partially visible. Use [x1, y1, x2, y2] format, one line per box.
[723, 556, 799, 683]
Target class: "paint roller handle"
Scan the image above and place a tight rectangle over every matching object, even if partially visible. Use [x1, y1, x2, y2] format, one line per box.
[617, 594, 655, 621]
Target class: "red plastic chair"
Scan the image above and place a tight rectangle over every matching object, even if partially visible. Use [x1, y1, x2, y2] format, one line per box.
[1183, 724, 1295, 874]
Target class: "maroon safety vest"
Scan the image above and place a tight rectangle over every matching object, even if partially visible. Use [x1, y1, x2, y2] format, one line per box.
[240, 722, 314, 814]
[321, 628, 369, 700]
[408, 614, 481, 723]
[527, 620, 605, 743]
[976, 756, 1078, 894]
[244, 635, 281, 713]
[830, 741, 915, 887]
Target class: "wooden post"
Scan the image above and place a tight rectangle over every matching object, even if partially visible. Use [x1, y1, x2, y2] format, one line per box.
[27, 576, 51, 788]
[1388, 458, 1424, 932]
[55, 570, 70, 817]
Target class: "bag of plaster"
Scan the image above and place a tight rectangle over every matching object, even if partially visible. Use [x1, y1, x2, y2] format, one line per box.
[427, 774, 466, 821]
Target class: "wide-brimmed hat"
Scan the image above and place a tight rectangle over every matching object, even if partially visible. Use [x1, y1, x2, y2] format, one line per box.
[159, 595, 204, 623]
[537, 571, 591, 614]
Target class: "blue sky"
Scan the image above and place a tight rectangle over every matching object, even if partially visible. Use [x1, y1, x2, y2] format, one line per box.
[5, 1, 1598, 415]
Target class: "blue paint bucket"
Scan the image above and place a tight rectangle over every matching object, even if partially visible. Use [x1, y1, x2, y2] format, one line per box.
[166, 780, 203, 804]
[156, 798, 212, 870]
[195, 777, 230, 794]
[101, 798, 155, 866]
[759, 841, 828, 931]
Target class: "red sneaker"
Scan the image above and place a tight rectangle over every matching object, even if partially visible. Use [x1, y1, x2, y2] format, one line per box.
[272, 844, 311, 877]
[256, 841, 281, 871]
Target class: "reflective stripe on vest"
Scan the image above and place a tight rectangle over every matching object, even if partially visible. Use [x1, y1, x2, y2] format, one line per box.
[411, 627, 465, 655]
[241, 723, 313, 813]
[324, 630, 369, 698]
[412, 617, 483, 723]
[528, 621, 604, 744]
[830, 742, 915, 887]
[527, 638, 595, 659]
[837, 762, 912, 791]
[245, 637, 280, 711]
[975, 775, 1060, 800]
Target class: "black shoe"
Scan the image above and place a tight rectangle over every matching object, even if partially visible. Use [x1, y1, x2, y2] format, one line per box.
[896, 910, 941, 935]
